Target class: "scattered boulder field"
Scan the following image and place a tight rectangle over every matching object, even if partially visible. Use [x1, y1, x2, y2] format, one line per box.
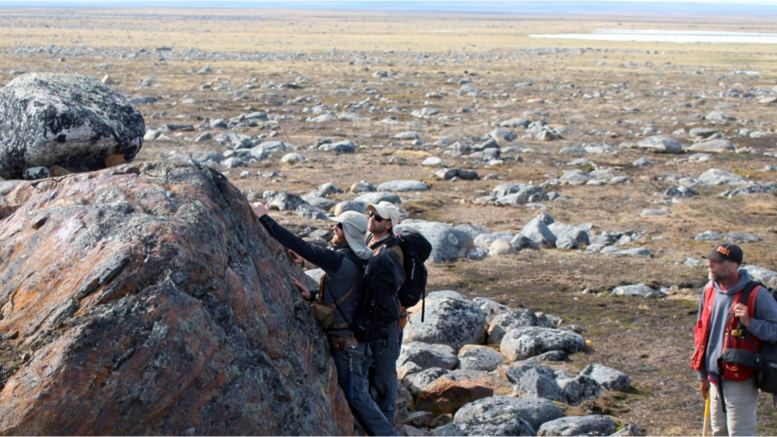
[1, 8, 777, 436]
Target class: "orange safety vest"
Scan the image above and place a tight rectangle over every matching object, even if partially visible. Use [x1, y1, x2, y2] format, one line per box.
[691, 281, 762, 381]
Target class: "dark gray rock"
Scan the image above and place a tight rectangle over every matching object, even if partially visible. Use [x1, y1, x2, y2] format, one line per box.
[0, 73, 145, 179]
[23, 166, 49, 180]
[263, 191, 307, 211]
[350, 180, 376, 193]
[537, 415, 617, 436]
[556, 372, 602, 405]
[319, 140, 355, 153]
[689, 127, 719, 138]
[487, 309, 539, 345]
[695, 230, 721, 241]
[457, 346, 505, 372]
[396, 220, 474, 263]
[472, 297, 510, 325]
[548, 222, 590, 250]
[403, 367, 450, 398]
[453, 396, 562, 435]
[398, 342, 459, 378]
[579, 363, 631, 392]
[403, 296, 486, 352]
[505, 365, 565, 402]
[495, 186, 546, 206]
[723, 232, 761, 242]
[303, 195, 337, 212]
[500, 327, 586, 361]
[191, 150, 224, 164]
[353, 191, 402, 205]
[511, 234, 541, 251]
[520, 213, 557, 248]
[664, 186, 699, 198]
[295, 203, 328, 221]
[333, 200, 368, 215]
[636, 136, 683, 154]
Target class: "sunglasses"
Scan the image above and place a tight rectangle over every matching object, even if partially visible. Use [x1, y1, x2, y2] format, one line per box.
[368, 210, 386, 222]
[334, 222, 343, 230]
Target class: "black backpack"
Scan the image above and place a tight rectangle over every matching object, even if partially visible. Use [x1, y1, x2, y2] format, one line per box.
[336, 248, 404, 343]
[387, 228, 432, 319]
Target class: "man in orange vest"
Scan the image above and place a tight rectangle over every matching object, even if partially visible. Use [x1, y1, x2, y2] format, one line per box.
[692, 243, 777, 435]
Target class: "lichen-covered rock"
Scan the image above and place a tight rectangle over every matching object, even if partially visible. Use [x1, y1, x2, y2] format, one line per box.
[0, 162, 354, 435]
[404, 367, 451, 398]
[457, 345, 505, 372]
[0, 73, 145, 179]
[472, 297, 510, 325]
[580, 363, 631, 392]
[505, 365, 565, 402]
[500, 327, 586, 361]
[403, 297, 486, 352]
[451, 396, 562, 435]
[487, 308, 539, 345]
[398, 342, 459, 380]
[538, 415, 617, 436]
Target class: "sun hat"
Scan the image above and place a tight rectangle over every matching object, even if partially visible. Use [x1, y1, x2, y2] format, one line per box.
[330, 211, 372, 260]
[366, 201, 400, 233]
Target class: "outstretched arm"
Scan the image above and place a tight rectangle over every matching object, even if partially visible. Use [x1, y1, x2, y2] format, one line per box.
[252, 203, 343, 272]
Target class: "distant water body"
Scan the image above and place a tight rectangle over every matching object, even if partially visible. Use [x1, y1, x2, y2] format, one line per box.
[529, 30, 777, 44]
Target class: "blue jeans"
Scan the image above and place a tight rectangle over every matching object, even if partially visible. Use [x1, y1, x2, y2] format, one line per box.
[365, 324, 401, 424]
[332, 341, 398, 436]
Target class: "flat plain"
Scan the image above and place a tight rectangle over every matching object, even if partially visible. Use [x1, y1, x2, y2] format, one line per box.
[1, 6, 777, 435]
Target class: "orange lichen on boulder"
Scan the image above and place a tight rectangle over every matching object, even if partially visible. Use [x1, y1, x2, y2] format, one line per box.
[0, 162, 354, 435]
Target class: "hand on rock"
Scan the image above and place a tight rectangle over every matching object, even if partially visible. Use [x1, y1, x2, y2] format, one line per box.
[251, 202, 269, 219]
[291, 277, 312, 301]
[289, 250, 305, 266]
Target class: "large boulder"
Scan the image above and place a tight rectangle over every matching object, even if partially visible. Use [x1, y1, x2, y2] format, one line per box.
[397, 220, 474, 263]
[403, 296, 486, 352]
[0, 73, 145, 179]
[0, 162, 354, 435]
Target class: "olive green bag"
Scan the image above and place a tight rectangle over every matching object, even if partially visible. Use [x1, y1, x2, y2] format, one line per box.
[311, 274, 356, 331]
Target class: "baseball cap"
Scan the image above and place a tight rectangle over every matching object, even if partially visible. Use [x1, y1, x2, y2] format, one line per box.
[367, 201, 400, 231]
[703, 242, 743, 265]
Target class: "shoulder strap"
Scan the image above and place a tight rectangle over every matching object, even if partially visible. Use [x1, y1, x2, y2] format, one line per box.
[740, 281, 764, 317]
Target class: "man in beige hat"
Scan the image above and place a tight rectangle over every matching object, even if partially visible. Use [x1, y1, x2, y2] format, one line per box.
[251, 202, 397, 436]
[364, 201, 405, 425]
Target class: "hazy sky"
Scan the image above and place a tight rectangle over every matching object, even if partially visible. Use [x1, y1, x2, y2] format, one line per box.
[2, 0, 777, 14]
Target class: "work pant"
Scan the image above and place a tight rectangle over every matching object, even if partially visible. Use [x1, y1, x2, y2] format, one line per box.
[331, 342, 398, 437]
[709, 378, 758, 436]
[365, 324, 401, 424]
